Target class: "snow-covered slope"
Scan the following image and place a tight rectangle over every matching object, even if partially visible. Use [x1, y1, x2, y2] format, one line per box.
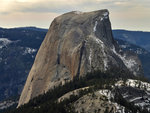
[99, 90, 126, 113]
[116, 39, 150, 79]
[115, 79, 150, 111]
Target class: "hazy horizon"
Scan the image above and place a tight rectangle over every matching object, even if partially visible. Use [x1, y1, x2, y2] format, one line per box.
[1, 26, 150, 32]
[1, 0, 150, 31]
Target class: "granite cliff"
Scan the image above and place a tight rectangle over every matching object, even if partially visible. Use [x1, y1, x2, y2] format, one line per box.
[18, 9, 142, 107]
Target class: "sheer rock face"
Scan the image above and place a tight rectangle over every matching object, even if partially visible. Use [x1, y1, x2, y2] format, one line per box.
[18, 9, 142, 107]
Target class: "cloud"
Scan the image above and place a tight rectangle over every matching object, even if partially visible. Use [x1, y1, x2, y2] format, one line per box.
[0, 0, 137, 14]
[0, 11, 59, 28]
[0, 0, 150, 31]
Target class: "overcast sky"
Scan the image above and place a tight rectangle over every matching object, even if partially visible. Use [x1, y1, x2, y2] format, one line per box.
[1, 0, 150, 31]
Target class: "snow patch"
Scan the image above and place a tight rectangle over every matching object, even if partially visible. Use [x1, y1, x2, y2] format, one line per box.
[99, 90, 112, 100]
[23, 47, 37, 55]
[93, 21, 98, 32]
[136, 48, 143, 55]
[129, 97, 142, 102]
[99, 89, 125, 113]
[101, 11, 109, 21]
[126, 79, 150, 91]
[123, 94, 129, 98]
[125, 59, 137, 69]
[0, 38, 12, 48]
[101, 18, 104, 21]
[0, 100, 17, 110]
[103, 58, 108, 71]
[115, 80, 124, 87]
[89, 48, 92, 66]
[111, 46, 137, 72]
[74, 11, 83, 15]
[113, 103, 126, 113]
[103, 12, 109, 17]
[120, 45, 128, 49]
[93, 35, 103, 44]
[115, 79, 150, 91]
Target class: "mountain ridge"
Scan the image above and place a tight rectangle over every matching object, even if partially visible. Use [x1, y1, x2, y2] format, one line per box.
[5, 70, 150, 113]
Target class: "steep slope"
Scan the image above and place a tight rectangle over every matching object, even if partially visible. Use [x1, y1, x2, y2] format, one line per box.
[18, 9, 142, 107]
[116, 39, 150, 79]
[0, 27, 47, 101]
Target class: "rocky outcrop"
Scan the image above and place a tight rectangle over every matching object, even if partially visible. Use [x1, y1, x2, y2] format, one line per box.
[73, 91, 119, 113]
[18, 9, 142, 107]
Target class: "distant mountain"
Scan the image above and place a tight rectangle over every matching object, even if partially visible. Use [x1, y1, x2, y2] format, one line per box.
[0, 27, 47, 101]
[12, 27, 48, 32]
[113, 30, 150, 52]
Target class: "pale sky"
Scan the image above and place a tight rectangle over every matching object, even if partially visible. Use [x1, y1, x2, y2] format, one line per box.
[0, 0, 150, 31]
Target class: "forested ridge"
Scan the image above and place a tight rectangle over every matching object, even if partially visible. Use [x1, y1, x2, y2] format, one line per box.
[3, 68, 149, 113]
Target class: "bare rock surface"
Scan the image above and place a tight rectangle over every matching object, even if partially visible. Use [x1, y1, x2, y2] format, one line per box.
[73, 91, 123, 113]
